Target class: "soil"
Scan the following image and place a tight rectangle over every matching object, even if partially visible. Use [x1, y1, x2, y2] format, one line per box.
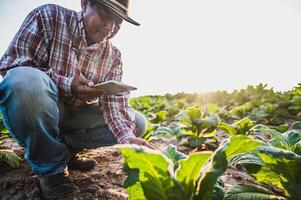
[0, 135, 285, 200]
[0, 139, 127, 200]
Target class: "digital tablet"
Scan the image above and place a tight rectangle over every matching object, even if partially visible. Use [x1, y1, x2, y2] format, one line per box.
[92, 80, 137, 95]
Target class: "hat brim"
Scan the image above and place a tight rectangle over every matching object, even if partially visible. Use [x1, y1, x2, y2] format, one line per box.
[97, 0, 140, 26]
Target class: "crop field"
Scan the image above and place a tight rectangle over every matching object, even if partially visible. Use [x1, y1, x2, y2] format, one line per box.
[1, 83, 301, 199]
[123, 83, 301, 200]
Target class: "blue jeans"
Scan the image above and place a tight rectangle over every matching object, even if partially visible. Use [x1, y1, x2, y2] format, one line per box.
[0, 67, 146, 175]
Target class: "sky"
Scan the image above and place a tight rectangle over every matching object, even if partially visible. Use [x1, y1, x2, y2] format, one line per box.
[0, 0, 301, 97]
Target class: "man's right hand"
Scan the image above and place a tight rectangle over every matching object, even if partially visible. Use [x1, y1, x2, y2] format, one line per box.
[71, 67, 106, 98]
[121, 137, 156, 150]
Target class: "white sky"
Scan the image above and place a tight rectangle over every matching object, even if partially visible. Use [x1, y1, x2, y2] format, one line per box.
[0, 0, 301, 97]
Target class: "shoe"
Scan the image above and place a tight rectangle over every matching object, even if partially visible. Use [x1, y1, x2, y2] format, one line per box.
[68, 154, 97, 171]
[38, 172, 79, 199]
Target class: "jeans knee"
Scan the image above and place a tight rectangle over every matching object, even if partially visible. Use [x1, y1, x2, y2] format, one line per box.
[134, 111, 147, 137]
[3, 67, 57, 104]
[2, 67, 58, 108]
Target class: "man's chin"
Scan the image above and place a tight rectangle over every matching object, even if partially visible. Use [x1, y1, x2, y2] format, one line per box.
[92, 37, 108, 45]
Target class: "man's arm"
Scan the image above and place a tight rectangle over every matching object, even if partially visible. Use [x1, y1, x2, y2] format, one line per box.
[0, 5, 73, 95]
[99, 56, 150, 145]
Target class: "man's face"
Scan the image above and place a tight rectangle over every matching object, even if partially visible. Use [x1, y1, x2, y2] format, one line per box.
[82, 1, 122, 45]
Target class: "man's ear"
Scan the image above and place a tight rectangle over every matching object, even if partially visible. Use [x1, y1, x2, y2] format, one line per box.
[81, 0, 89, 13]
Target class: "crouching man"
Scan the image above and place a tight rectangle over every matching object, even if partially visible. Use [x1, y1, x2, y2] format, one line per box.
[0, 0, 152, 199]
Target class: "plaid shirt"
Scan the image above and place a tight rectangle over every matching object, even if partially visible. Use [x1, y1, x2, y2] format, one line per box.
[0, 4, 136, 143]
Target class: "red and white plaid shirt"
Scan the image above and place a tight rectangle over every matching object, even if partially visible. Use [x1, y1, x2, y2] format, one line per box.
[0, 4, 136, 143]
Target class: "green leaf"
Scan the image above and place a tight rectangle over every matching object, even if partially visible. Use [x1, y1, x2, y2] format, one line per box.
[123, 166, 146, 200]
[207, 103, 219, 114]
[187, 137, 207, 148]
[153, 127, 175, 136]
[276, 124, 289, 133]
[251, 125, 289, 150]
[225, 135, 264, 158]
[121, 146, 185, 200]
[253, 146, 301, 199]
[211, 180, 225, 200]
[285, 130, 301, 149]
[195, 136, 263, 200]
[187, 107, 203, 122]
[292, 141, 301, 155]
[176, 152, 212, 199]
[235, 118, 254, 135]
[194, 140, 228, 200]
[0, 149, 21, 168]
[229, 153, 263, 174]
[224, 184, 285, 200]
[163, 144, 187, 171]
[218, 122, 236, 136]
[291, 121, 301, 130]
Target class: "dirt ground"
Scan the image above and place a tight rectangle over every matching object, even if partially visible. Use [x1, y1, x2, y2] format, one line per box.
[0, 139, 128, 200]
[0, 137, 285, 200]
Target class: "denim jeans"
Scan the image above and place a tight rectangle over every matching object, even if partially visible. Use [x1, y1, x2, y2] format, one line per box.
[0, 66, 146, 175]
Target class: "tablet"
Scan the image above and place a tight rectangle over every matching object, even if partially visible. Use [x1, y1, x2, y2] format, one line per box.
[92, 80, 137, 95]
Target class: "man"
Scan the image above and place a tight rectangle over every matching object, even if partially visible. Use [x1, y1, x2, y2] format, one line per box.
[0, 0, 152, 199]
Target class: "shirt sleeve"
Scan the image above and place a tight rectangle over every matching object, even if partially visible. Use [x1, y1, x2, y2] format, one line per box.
[0, 6, 73, 95]
[99, 57, 136, 143]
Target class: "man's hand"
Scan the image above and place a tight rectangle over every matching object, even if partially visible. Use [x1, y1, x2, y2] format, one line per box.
[121, 138, 155, 149]
[71, 67, 106, 98]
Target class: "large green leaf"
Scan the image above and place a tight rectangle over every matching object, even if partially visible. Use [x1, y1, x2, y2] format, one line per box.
[195, 115, 220, 134]
[211, 180, 225, 200]
[194, 139, 228, 200]
[285, 130, 301, 150]
[229, 153, 263, 174]
[224, 184, 285, 200]
[175, 152, 212, 199]
[218, 122, 236, 136]
[123, 167, 146, 200]
[176, 107, 204, 125]
[251, 125, 289, 150]
[235, 118, 254, 135]
[253, 146, 301, 199]
[194, 136, 263, 200]
[187, 107, 203, 122]
[225, 135, 264, 158]
[163, 144, 187, 171]
[218, 118, 254, 136]
[251, 125, 301, 152]
[121, 146, 185, 200]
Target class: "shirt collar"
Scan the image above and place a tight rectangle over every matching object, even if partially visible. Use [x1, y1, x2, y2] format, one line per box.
[77, 11, 88, 47]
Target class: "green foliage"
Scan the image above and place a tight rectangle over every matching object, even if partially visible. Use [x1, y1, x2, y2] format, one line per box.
[163, 144, 187, 170]
[121, 145, 211, 200]
[122, 146, 184, 200]
[251, 124, 301, 153]
[253, 146, 301, 199]
[121, 136, 263, 200]
[194, 135, 263, 200]
[218, 118, 254, 135]
[291, 121, 301, 130]
[224, 184, 285, 200]
[0, 149, 21, 168]
[229, 153, 263, 174]
[128, 84, 301, 199]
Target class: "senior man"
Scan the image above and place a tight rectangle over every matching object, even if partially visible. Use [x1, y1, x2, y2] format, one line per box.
[0, 0, 151, 198]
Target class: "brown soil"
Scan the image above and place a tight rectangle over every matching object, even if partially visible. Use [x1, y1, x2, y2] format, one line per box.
[0, 139, 128, 200]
